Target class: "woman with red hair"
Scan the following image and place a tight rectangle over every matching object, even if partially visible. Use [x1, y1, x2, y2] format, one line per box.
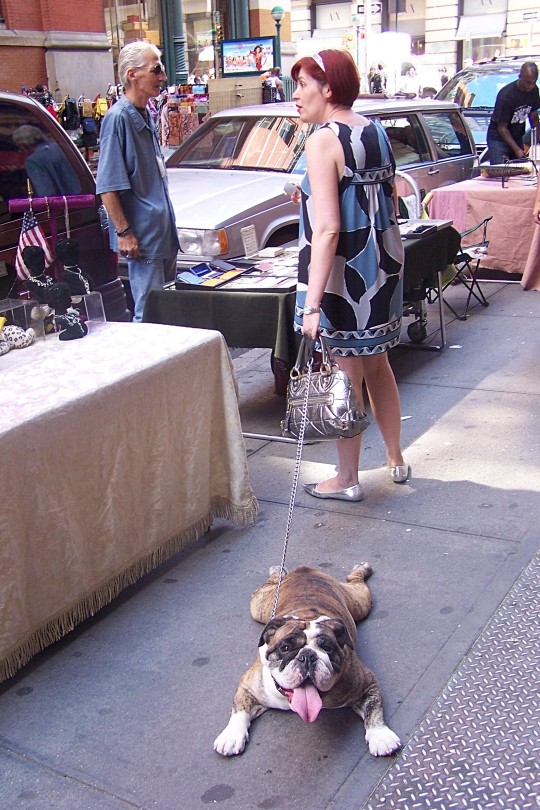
[290, 49, 408, 501]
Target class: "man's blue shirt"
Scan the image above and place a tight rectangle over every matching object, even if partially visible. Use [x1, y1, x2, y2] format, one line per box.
[96, 95, 179, 259]
[26, 142, 81, 197]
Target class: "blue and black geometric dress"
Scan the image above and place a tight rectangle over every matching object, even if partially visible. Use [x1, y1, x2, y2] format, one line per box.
[294, 119, 404, 355]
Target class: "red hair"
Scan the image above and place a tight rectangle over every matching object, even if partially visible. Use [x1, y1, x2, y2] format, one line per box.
[291, 49, 360, 107]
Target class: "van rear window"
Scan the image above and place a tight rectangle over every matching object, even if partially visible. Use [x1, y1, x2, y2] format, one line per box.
[0, 101, 87, 222]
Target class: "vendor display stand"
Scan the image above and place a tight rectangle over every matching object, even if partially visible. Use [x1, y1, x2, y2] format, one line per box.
[163, 85, 208, 148]
[429, 176, 538, 279]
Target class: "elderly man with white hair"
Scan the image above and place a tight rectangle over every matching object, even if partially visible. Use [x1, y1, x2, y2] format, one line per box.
[96, 41, 179, 322]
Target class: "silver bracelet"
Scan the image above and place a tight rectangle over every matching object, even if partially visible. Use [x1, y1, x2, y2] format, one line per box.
[302, 305, 320, 315]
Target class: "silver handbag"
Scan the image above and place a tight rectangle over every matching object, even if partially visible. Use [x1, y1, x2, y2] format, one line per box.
[281, 336, 370, 441]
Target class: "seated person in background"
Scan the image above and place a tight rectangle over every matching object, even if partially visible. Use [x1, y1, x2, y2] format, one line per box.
[486, 61, 540, 164]
[12, 125, 81, 196]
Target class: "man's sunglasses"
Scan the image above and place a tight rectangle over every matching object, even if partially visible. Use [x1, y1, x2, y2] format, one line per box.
[149, 62, 166, 75]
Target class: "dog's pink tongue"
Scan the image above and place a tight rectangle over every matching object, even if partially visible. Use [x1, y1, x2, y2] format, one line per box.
[290, 683, 322, 723]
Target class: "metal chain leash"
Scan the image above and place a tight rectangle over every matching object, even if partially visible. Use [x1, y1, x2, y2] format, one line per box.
[270, 358, 313, 619]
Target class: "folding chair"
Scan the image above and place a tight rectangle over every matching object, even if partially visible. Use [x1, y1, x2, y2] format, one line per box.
[442, 215, 492, 320]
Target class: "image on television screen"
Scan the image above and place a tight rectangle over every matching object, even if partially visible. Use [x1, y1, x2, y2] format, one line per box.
[221, 37, 276, 77]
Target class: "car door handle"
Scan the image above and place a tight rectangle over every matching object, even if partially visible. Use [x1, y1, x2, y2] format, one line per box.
[428, 168, 440, 175]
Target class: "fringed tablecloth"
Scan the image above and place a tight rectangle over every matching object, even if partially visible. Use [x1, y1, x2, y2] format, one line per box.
[0, 321, 258, 682]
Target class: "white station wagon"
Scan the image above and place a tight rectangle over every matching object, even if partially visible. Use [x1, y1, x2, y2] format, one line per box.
[165, 98, 477, 268]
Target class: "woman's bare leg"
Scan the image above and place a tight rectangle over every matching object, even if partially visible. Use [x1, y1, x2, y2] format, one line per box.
[305, 352, 405, 494]
[308, 355, 364, 493]
[362, 353, 404, 469]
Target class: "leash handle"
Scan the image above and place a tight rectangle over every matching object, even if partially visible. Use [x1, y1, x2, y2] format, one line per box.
[270, 359, 313, 619]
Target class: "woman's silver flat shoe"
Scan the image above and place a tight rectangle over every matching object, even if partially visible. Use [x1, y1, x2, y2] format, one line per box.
[303, 482, 364, 502]
[389, 465, 410, 484]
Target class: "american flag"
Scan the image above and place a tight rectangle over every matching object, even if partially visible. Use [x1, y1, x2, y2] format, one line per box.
[14, 209, 54, 281]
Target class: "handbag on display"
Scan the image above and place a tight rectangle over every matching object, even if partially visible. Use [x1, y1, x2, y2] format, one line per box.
[281, 335, 370, 441]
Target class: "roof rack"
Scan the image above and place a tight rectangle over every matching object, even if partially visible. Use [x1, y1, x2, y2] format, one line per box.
[476, 54, 540, 64]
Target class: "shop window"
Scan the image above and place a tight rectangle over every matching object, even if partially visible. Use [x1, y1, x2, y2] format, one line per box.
[465, 38, 504, 65]
[102, 0, 162, 50]
[411, 37, 425, 56]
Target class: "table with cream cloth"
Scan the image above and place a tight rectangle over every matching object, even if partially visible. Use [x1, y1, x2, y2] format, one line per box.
[428, 176, 540, 290]
[0, 321, 258, 683]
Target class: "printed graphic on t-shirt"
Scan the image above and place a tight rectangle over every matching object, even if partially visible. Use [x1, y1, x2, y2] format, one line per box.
[511, 105, 533, 124]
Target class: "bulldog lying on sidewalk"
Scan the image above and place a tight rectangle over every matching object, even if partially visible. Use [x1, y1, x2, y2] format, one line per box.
[214, 564, 401, 757]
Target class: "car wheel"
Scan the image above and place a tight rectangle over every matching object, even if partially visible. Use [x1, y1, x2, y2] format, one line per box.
[265, 225, 299, 248]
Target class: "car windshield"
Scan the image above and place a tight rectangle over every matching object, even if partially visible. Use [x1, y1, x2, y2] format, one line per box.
[166, 115, 311, 173]
[437, 67, 519, 109]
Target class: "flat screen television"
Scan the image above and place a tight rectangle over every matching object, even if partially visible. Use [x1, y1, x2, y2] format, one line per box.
[220, 37, 276, 77]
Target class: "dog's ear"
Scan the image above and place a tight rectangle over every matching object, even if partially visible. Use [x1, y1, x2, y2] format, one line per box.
[321, 619, 355, 650]
[258, 617, 287, 647]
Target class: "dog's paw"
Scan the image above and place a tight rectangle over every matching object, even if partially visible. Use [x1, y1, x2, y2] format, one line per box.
[213, 713, 250, 756]
[365, 725, 401, 756]
[348, 562, 373, 580]
[214, 729, 248, 757]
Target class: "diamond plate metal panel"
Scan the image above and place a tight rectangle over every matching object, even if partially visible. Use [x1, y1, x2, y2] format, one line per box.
[365, 552, 540, 810]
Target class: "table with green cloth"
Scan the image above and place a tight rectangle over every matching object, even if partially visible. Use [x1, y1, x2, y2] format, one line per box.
[143, 227, 460, 391]
[144, 287, 299, 394]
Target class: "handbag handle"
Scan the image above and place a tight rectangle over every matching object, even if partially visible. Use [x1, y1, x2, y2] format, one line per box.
[290, 334, 336, 379]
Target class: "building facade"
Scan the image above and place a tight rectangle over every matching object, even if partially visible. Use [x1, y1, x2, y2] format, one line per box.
[0, 0, 113, 98]
[290, 0, 540, 79]
[0, 0, 538, 98]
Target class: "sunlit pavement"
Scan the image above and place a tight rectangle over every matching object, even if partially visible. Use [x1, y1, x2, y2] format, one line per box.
[1, 278, 538, 809]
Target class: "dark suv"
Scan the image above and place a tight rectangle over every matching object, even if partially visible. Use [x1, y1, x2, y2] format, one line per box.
[435, 56, 540, 153]
[0, 91, 129, 318]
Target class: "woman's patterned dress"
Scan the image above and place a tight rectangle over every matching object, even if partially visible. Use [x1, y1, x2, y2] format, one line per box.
[294, 119, 404, 355]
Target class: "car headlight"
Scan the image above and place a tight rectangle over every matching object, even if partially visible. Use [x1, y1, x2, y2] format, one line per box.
[177, 228, 229, 256]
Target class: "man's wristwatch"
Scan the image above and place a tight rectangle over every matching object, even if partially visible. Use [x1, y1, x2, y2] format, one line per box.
[115, 226, 131, 237]
[302, 305, 320, 315]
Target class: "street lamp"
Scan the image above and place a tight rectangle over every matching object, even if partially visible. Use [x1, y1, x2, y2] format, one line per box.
[271, 6, 284, 68]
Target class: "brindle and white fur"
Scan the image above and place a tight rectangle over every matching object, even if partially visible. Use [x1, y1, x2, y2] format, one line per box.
[214, 564, 400, 757]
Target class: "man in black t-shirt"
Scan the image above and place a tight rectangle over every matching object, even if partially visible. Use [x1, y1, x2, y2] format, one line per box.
[487, 61, 540, 164]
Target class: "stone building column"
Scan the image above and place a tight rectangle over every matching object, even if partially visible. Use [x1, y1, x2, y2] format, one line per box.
[424, 0, 459, 75]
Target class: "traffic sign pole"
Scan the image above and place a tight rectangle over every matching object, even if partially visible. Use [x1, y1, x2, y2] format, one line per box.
[364, 0, 371, 88]
[351, 3, 381, 91]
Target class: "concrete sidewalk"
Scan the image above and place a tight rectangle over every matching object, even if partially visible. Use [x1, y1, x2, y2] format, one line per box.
[1, 280, 539, 809]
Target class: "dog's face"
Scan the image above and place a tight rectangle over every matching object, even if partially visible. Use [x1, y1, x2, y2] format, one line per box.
[258, 615, 354, 722]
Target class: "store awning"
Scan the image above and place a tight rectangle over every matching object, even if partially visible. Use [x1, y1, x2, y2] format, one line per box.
[455, 13, 506, 40]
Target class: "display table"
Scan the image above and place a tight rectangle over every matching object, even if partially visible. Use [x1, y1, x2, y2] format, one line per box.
[143, 226, 461, 386]
[0, 321, 258, 683]
[144, 287, 298, 394]
[428, 177, 539, 285]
